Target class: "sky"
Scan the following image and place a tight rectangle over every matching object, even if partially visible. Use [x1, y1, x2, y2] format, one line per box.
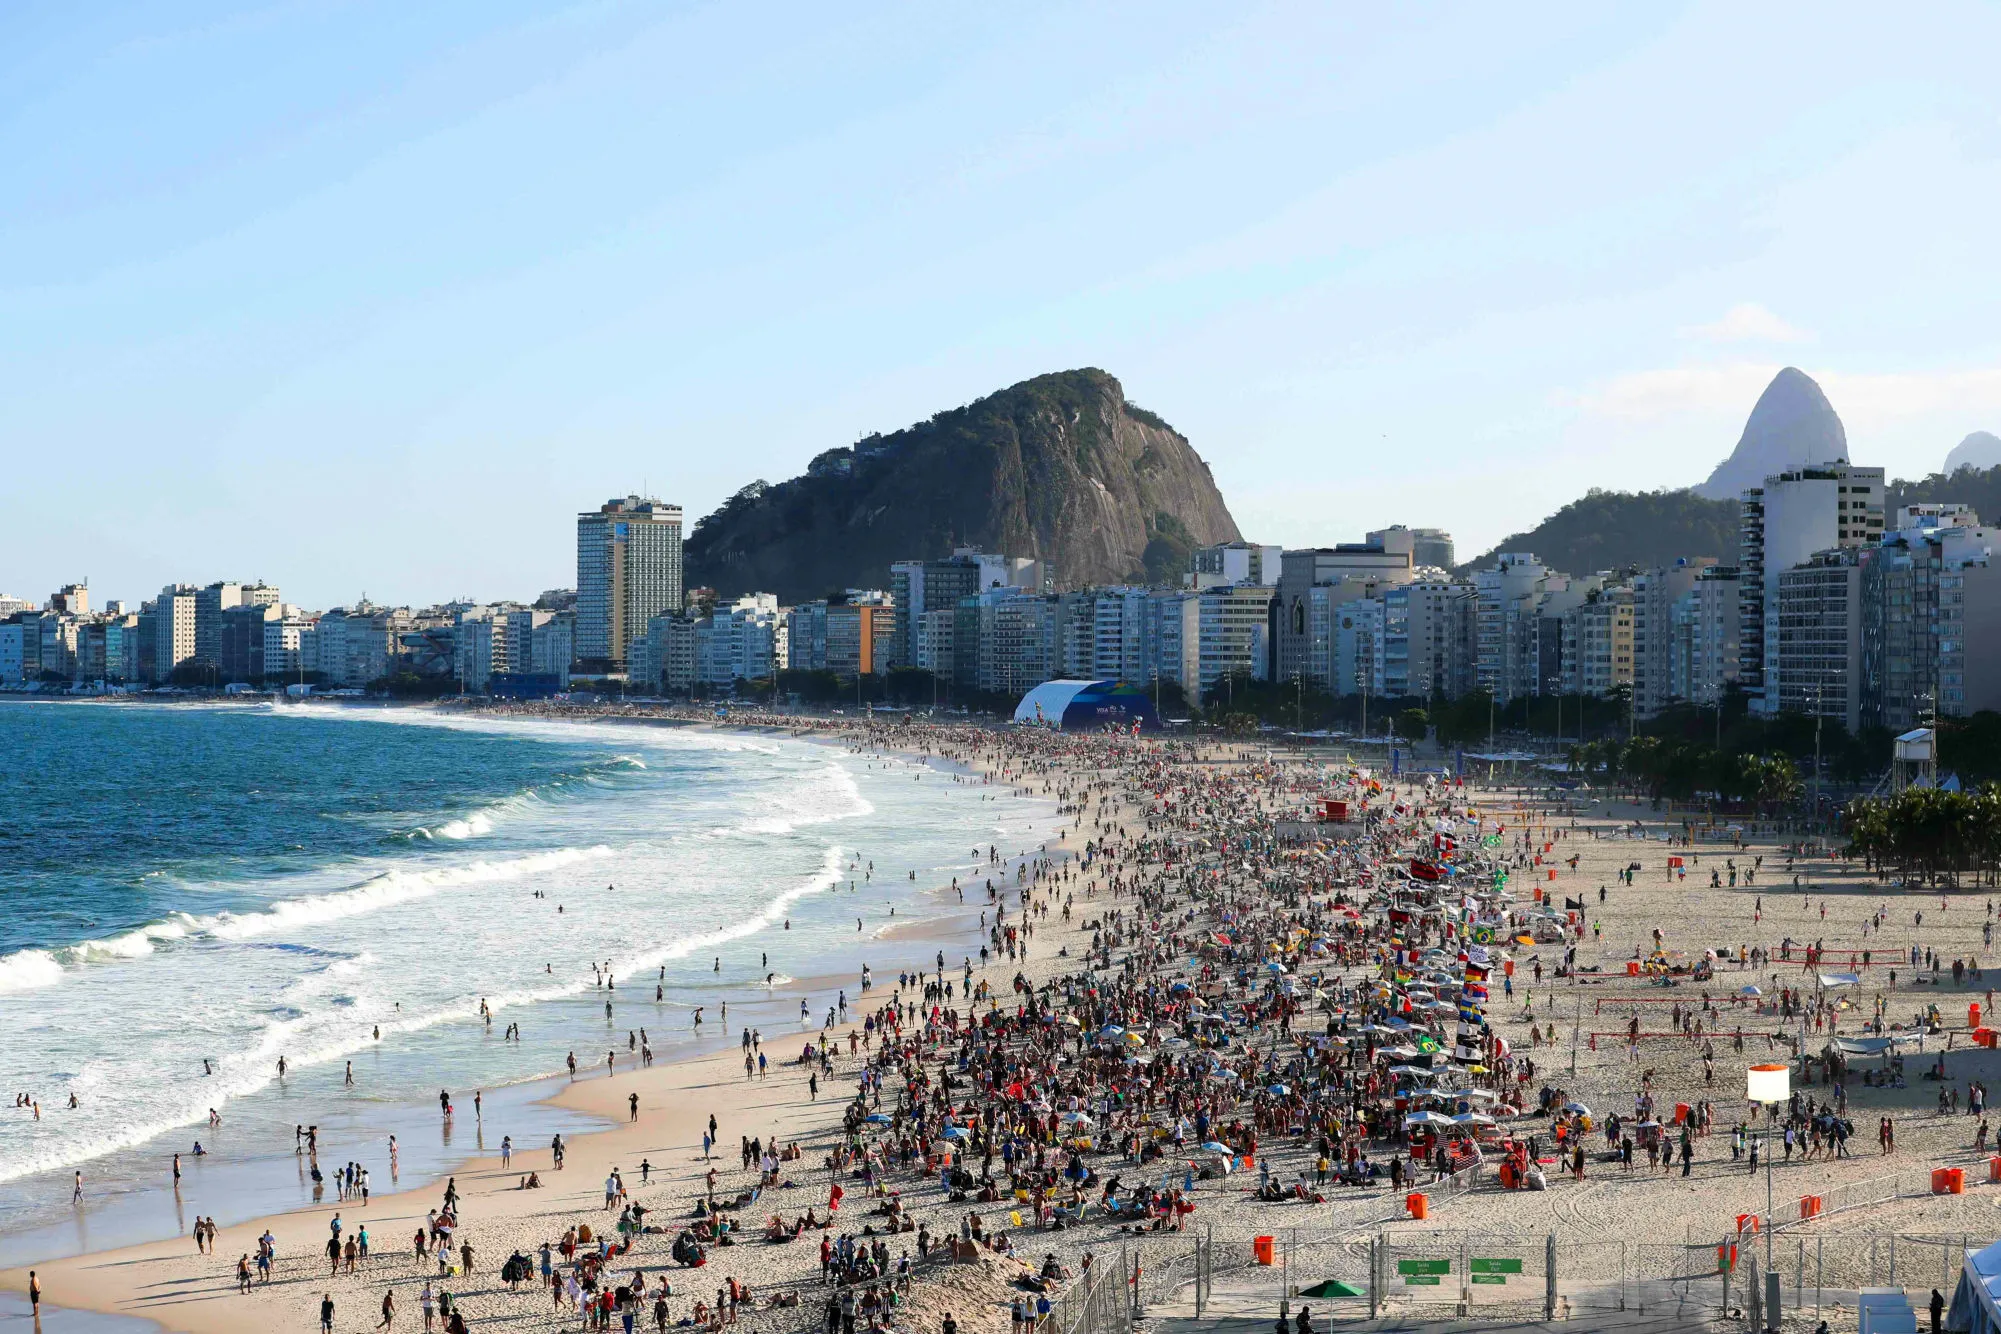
[8, 1, 2001, 610]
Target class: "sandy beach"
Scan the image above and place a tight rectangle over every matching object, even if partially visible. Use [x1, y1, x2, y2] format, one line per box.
[9, 716, 2000, 1334]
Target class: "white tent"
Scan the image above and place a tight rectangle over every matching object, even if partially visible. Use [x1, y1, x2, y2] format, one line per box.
[1949, 1238, 2001, 1332]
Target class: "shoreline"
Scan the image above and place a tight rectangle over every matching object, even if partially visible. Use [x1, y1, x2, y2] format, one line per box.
[0, 715, 1073, 1334]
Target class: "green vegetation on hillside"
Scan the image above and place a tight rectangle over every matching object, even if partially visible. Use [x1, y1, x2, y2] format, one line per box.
[1887, 463, 2001, 527]
[1459, 462, 2001, 577]
[1458, 488, 1739, 576]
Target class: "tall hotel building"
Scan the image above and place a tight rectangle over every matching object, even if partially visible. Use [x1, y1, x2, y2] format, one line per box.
[576, 496, 683, 673]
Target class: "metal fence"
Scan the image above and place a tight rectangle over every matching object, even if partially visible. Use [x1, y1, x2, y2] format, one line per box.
[1138, 1224, 1988, 1330]
[1046, 1246, 1132, 1334]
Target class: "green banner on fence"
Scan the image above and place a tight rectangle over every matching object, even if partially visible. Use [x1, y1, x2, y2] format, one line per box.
[1402, 1275, 1442, 1286]
[1470, 1258, 1523, 1274]
[1469, 1274, 1508, 1285]
[1396, 1259, 1451, 1276]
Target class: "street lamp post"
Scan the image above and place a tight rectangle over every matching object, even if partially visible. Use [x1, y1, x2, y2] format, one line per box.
[1747, 1062, 1789, 1280]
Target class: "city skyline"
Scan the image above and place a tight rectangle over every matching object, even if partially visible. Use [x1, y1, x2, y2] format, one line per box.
[10, 3, 2001, 608]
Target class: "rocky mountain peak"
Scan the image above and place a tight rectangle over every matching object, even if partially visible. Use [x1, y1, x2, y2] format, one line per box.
[1693, 366, 1848, 499]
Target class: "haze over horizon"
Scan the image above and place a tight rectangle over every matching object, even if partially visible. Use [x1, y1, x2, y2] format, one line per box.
[9, 1, 2001, 608]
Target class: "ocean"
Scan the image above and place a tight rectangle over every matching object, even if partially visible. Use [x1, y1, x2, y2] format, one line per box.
[0, 702, 1055, 1261]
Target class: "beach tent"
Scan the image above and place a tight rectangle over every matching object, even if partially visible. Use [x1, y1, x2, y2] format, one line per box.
[1011, 679, 1161, 731]
[1950, 1237, 2001, 1332]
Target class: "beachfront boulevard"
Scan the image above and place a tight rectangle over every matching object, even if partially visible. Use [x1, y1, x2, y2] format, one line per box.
[10, 715, 2001, 1334]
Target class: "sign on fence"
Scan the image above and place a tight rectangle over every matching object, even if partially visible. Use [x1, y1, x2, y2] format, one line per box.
[1397, 1258, 1450, 1285]
[1470, 1258, 1521, 1285]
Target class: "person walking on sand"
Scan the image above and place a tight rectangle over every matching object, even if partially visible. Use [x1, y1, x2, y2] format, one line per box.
[379, 1288, 396, 1332]
[321, 1294, 336, 1334]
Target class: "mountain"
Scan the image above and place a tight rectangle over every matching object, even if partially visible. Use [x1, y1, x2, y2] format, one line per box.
[1457, 488, 1739, 578]
[1944, 431, 2001, 475]
[1693, 367, 1849, 499]
[1458, 464, 2001, 579]
[683, 369, 1241, 603]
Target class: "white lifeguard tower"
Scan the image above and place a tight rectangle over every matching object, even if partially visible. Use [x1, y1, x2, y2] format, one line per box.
[1892, 726, 1936, 792]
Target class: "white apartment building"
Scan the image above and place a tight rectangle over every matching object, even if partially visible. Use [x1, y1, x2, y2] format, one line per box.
[1738, 463, 1885, 713]
[262, 609, 316, 682]
[152, 585, 199, 682]
[1382, 581, 1477, 700]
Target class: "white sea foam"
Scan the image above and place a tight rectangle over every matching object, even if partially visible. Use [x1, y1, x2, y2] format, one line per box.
[0, 949, 65, 995]
[206, 845, 613, 940]
[0, 708, 1065, 1200]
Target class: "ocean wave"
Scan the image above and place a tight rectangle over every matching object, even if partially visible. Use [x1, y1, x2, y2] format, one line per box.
[401, 752, 647, 841]
[0, 846, 614, 995]
[207, 846, 614, 940]
[411, 811, 497, 840]
[0, 949, 65, 995]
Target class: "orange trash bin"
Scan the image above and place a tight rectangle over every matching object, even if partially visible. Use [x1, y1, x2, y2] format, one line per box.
[1407, 1192, 1429, 1220]
[1253, 1236, 1275, 1265]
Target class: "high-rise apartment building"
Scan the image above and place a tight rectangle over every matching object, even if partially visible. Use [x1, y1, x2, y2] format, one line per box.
[1772, 549, 1865, 732]
[1273, 544, 1413, 685]
[152, 584, 199, 682]
[1630, 560, 1713, 717]
[1382, 581, 1477, 700]
[889, 549, 1040, 669]
[1666, 566, 1741, 707]
[1738, 463, 1884, 712]
[576, 496, 683, 673]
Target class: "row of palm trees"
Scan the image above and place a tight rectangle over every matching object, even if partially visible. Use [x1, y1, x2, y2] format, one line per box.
[1844, 786, 2001, 888]
[1565, 736, 1802, 812]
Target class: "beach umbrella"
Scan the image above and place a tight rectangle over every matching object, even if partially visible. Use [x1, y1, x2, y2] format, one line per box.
[941, 1125, 973, 1140]
[1562, 1101, 1591, 1116]
[1266, 961, 1288, 974]
[1298, 1279, 1364, 1300]
[1403, 1111, 1454, 1127]
[1738, 985, 1762, 997]
[1059, 1111, 1094, 1126]
[864, 1113, 892, 1125]
[1198, 1141, 1232, 1154]
[1267, 1084, 1292, 1096]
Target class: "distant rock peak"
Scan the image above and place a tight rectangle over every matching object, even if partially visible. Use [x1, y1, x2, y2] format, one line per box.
[1945, 431, 2001, 475]
[1693, 367, 1848, 499]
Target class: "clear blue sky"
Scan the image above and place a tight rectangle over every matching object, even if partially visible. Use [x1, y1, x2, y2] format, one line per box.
[7, 1, 2001, 609]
